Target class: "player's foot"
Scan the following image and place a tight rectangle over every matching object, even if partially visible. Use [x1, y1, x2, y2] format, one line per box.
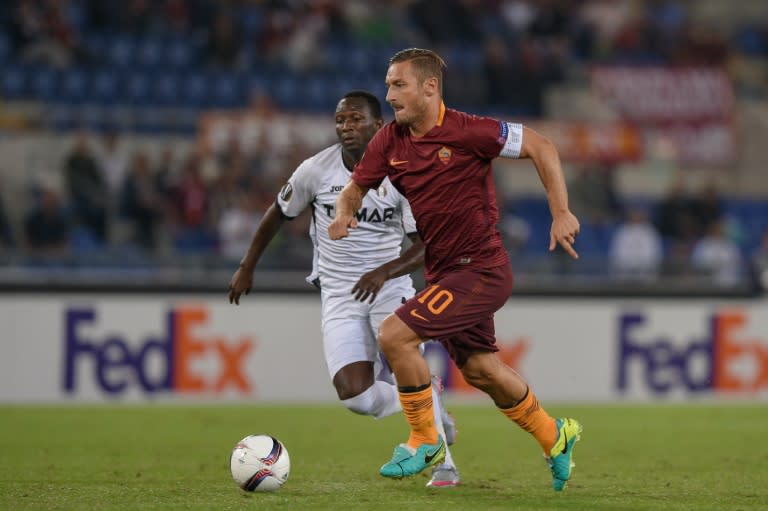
[431, 375, 457, 445]
[379, 436, 446, 479]
[545, 418, 582, 491]
[426, 463, 460, 488]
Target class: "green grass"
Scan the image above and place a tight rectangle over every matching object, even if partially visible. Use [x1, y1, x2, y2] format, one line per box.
[1, 403, 766, 510]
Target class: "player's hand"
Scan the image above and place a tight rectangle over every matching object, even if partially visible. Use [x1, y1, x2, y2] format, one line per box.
[549, 211, 580, 259]
[228, 267, 253, 305]
[328, 215, 358, 240]
[352, 267, 389, 303]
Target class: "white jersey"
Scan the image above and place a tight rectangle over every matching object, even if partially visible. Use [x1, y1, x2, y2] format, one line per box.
[276, 143, 417, 295]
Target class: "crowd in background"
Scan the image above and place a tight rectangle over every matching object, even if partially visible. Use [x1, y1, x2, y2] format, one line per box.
[1, 0, 767, 288]
[3, 0, 767, 112]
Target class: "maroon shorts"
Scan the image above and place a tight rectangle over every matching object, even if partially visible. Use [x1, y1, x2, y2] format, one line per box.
[395, 264, 514, 367]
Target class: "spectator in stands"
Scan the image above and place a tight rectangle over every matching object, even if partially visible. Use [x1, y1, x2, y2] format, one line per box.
[691, 219, 743, 287]
[217, 192, 262, 260]
[609, 207, 663, 280]
[23, 187, 71, 255]
[120, 151, 163, 251]
[0, 186, 15, 249]
[63, 133, 108, 244]
[568, 164, 622, 226]
[204, 9, 244, 70]
[97, 130, 129, 204]
[171, 153, 214, 251]
[655, 178, 698, 243]
[690, 182, 723, 238]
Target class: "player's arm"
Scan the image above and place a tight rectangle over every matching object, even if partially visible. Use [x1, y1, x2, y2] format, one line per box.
[228, 203, 287, 305]
[518, 126, 580, 259]
[352, 233, 425, 303]
[328, 180, 369, 240]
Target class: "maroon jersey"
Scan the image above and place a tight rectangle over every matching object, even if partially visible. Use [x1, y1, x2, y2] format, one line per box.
[352, 105, 510, 282]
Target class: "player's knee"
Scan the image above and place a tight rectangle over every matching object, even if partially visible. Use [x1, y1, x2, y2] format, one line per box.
[340, 385, 377, 415]
[460, 357, 496, 392]
[378, 314, 418, 357]
[334, 380, 369, 401]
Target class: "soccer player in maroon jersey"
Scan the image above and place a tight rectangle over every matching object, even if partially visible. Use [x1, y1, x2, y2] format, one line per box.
[328, 48, 582, 491]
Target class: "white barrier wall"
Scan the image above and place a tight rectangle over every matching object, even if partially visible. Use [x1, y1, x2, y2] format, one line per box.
[1, 294, 767, 403]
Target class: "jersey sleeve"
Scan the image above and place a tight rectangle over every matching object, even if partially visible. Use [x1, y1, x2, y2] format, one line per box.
[464, 115, 524, 160]
[276, 158, 316, 218]
[351, 129, 389, 190]
[399, 192, 417, 235]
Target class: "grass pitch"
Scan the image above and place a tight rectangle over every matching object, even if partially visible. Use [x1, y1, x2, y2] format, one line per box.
[1, 403, 766, 511]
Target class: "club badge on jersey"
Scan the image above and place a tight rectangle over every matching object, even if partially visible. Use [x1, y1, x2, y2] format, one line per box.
[438, 146, 452, 164]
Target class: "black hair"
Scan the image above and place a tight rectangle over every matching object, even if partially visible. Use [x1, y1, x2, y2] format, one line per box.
[341, 90, 383, 120]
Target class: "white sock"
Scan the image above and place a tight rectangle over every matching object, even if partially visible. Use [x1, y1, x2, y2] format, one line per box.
[431, 383, 456, 468]
[341, 380, 401, 419]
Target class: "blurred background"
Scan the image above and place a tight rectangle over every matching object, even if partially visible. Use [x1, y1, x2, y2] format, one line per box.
[0, 0, 766, 295]
[1, 0, 768, 404]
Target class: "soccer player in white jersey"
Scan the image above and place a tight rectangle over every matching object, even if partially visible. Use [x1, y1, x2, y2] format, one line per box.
[228, 90, 460, 487]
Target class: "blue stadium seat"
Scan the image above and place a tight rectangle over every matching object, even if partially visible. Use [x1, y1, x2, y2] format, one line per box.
[153, 71, 181, 107]
[59, 69, 88, 104]
[270, 76, 301, 109]
[123, 71, 151, 106]
[108, 36, 137, 68]
[210, 73, 244, 108]
[1, 65, 28, 99]
[136, 37, 163, 69]
[166, 38, 195, 69]
[181, 71, 210, 108]
[90, 70, 120, 105]
[30, 67, 58, 102]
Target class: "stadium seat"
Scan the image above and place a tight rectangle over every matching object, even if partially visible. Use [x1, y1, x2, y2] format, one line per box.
[153, 72, 182, 107]
[59, 69, 89, 104]
[123, 72, 152, 106]
[136, 37, 163, 69]
[90, 70, 120, 105]
[181, 72, 211, 108]
[210, 73, 244, 109]
[166, 38, 195, 69]
[108, 36, 137, 68]
[1, 65, 28, 100]
[30, 67, 58, 102]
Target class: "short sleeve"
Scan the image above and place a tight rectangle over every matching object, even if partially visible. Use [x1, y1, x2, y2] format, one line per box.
[463, 115, 523, 160]
[462, 114, 506, 160]
[276, 159, 315, 218]
[400, 192, 417, 234]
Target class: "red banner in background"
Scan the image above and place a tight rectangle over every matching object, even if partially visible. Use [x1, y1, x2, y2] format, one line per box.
[590, 67, 737, 165]
[529, 120, 643, 164]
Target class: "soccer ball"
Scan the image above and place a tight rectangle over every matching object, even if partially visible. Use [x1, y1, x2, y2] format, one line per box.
[230, 435, 291, 492]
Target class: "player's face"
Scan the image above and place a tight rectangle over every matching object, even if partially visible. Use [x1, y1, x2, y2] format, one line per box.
[385, 61, 428, 127]
[334, 97, 380, 156]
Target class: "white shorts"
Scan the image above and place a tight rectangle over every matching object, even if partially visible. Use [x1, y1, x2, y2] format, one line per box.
[320, 275, 415, 380]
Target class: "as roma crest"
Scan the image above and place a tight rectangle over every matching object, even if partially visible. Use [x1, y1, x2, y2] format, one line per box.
[438, 146, 452, 164]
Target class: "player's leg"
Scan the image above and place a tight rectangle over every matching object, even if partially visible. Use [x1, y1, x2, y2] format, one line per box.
[426, 374, 460, 488]
[377, 312, 446, 478]
[322, 293, 401, 419]
[369, 279, 459, 485]
[459, 350, 582, 491]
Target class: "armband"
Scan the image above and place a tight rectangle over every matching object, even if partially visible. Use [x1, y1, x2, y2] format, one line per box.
[499, 122, 523, 159]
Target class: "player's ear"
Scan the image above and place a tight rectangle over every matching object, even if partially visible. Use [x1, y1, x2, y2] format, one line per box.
[423, 76, 439, 97]
[375, 119, 384, 129]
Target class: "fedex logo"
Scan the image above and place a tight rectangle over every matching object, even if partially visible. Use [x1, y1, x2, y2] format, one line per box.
[63, 306, 255, 395]
[617, 310, 768, 394]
